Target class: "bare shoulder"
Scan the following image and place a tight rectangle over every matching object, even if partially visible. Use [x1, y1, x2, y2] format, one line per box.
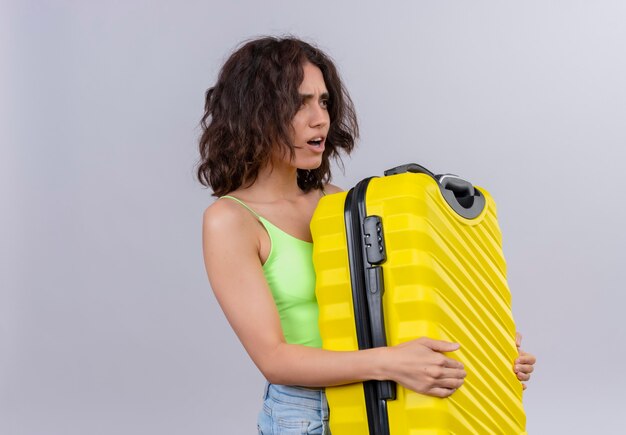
[202, 197, 258, 242]
[323, 183, 344, 194]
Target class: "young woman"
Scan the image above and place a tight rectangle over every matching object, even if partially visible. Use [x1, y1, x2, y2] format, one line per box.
[198, 36, 535, 434]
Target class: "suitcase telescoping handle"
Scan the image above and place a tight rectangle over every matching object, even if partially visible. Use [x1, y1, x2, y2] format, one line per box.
[434, 173, 486, 219]
[384, 163, 486, 219]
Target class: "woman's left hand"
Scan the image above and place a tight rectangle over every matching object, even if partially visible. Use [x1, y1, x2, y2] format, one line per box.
[513, 332, 536, 390]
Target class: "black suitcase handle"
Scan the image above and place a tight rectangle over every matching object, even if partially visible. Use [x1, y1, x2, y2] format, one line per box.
[366, 267, 396, 401]
[384, 163, 434, 177]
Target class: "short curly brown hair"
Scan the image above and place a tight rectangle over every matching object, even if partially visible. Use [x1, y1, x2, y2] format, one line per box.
[197, 36, 358, 197]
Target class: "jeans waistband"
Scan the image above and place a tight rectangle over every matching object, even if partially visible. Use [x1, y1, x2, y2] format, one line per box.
[263, 382, 328, 416]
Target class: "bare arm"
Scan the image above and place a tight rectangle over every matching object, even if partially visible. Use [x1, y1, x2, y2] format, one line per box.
[202, 200, 466, 397]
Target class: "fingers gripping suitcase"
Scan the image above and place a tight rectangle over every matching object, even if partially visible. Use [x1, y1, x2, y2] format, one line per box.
[311, 164, 527, 434]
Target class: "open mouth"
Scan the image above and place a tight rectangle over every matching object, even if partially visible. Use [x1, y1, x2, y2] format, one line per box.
[307, 137, 324, 147]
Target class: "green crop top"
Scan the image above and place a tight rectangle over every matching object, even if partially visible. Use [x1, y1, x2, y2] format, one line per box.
[221, 196, 323, 348]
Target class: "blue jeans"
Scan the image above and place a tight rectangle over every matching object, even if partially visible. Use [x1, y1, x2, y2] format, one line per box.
[257, 382, 331, 434]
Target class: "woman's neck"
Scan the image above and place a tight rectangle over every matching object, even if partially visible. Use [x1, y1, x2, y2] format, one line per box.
[241, 161, 305, 202]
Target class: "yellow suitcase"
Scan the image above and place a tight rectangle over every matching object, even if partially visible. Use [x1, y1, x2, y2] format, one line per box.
[311, 164, 526, 434]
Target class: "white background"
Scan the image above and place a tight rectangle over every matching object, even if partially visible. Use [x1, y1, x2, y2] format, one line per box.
[2, 1, 625, 433]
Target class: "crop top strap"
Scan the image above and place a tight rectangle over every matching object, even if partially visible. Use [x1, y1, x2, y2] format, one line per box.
[220, 195, 262, 220]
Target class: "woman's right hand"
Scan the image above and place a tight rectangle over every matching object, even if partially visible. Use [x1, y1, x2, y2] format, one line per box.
[385, 337, 466, 398]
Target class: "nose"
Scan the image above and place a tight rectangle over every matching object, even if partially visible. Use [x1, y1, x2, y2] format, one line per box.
[309, 102, 329, 129]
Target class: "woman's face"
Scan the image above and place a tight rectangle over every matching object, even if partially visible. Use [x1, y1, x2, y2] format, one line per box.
[279, 62, 330, 170]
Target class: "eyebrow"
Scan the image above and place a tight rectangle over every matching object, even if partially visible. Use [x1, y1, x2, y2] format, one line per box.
[300, 92, 330, 101]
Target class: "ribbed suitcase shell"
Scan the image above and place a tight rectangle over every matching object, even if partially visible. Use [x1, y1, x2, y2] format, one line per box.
[311, 172, 526, 434]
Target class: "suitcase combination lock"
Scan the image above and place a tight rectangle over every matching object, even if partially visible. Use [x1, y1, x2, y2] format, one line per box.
[363, 216, 386, 265]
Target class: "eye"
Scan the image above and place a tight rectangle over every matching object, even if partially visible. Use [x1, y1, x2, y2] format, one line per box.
[320, 98, 329, 109]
